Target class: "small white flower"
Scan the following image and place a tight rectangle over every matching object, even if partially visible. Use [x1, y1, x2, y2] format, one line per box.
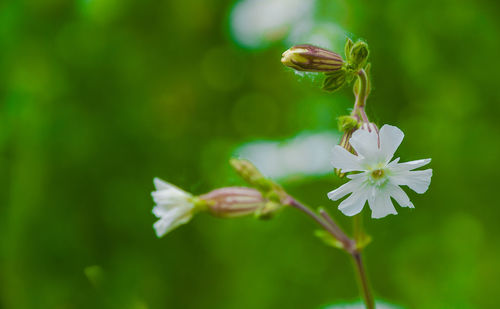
[151, 178, 195, 237]
[328, 125, 432, 219]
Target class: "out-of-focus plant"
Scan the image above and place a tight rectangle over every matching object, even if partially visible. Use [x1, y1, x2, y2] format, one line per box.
[150, 38, 432, 308]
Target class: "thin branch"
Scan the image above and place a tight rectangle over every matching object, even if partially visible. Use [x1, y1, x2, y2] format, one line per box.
[285, 195, 374, 309]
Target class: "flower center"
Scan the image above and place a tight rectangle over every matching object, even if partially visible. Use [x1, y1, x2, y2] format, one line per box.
[370, 169, 385, 180]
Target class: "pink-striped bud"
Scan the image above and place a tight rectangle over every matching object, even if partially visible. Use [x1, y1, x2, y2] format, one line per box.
[281, 44, 345, 72]
[200, 187, 268, 218]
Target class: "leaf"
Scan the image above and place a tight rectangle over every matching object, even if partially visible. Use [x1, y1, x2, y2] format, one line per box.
[314, 230, 344, 249]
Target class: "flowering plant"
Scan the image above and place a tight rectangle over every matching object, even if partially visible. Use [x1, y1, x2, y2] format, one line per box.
[151, 38, 432, 308]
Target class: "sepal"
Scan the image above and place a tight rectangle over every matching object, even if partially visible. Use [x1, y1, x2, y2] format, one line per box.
[322, 70, 347, 92]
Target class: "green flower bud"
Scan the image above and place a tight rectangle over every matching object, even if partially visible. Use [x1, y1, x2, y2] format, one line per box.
[230, 158, 288, 205]
[322, 70, 347, 92]
[230, 158, 271, 191]
[337, 115, 359, 132]
[281, 44, 344, 73]
[349, 41, 369, 70]
[199, 187, 268, 218]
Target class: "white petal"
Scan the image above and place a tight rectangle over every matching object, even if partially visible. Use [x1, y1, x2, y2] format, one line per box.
[153, 208, 193, 237]
[390, 169, 433, 194]
[346, 172, 366, 180]
[327, 177, 365, 201]
[154, 178, 191, 195]
[337, 186, 369, 216]
[390, 158, 431, 172]
[153, 208, 180, 237]
[331, 145, 363, 172]
[386, 184, 414, 208]
[152, 205, 165, 218]
[368, 189, 398, 219]
[152, 188, 190, 205]
[154, 177, 174, 190]
[349, 128, 379, 159]
[379, 125, 404, 162]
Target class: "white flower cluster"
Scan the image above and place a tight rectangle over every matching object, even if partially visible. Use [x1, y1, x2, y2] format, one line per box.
[328, 125, 432, 219]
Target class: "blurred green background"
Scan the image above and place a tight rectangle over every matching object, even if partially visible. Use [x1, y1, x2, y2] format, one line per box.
[1, 0, 499, 308]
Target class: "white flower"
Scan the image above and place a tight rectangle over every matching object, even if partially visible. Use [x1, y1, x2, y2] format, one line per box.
[327, 125, 432, 219]
[151, 178, 195, 237]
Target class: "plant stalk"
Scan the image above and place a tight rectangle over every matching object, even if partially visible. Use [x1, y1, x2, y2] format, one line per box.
[352, 69, 370, 123]
[352, 251, 374, 309]
[286, 197, 374, 308]
[287, 198, 353, 251]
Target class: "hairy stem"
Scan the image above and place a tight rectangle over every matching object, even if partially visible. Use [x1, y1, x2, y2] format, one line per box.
[352, 69, 370, 123]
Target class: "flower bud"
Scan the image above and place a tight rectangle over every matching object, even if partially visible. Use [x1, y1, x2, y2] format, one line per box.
[230, 158, 288, 208]
[230, 158, 271, 191]
[199, 187, 275, 218]
[337, 115, 359, 132]
[349, 41, 369, 70]
[281, 44, 344, 72]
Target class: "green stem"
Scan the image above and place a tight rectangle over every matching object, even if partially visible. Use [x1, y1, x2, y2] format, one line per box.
[352, 214, 374, 309]
[286, 197, 374, 308]
[352, 69, 370, 123]
[352, 251, 374, 309]
[353, 213, 363, 243]
[287, 198, 354, 251]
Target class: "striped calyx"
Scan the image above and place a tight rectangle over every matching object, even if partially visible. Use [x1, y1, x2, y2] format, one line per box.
[200, 187, 267, 218]
[281, 44, 344, 72]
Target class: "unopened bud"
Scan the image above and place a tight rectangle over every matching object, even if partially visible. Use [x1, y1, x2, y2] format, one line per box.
[337, 115, 359, 132]
[281, 44, 344, 73]
[200, 187, 268, 218]
[230, 158, 271, 191]
[349, 41, 369, 70]
[230, 158, 288, 207]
